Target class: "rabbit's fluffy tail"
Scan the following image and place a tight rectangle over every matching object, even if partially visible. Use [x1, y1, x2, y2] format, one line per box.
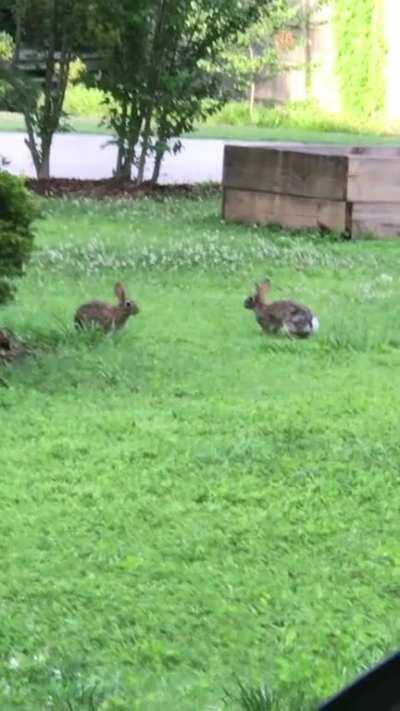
[312, 316, 320, 332]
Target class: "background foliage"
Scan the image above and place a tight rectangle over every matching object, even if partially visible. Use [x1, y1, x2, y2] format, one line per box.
[333, 0, 386, 118]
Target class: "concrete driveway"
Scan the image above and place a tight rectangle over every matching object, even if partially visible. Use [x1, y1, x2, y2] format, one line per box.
[0, 131, 228, 183]
[1, 131, 365, 184]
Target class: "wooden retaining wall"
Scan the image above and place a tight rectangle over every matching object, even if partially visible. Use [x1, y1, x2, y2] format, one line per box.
[222, 144, 400, 239]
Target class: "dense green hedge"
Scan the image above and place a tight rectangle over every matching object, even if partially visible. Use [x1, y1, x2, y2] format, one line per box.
[333, 0, 386, 117]
[0, 172, 38, 305]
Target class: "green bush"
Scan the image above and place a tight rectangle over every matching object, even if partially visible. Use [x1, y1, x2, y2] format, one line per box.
[0, 31, 14, 111]
[206, 100, 388, 135]
[62, 59, 107, 118]
[0, 31, 14, 61]
[64, 83, 106, 118]
[212, 101, 254, 126]
[0, 171, 39, 305]
[333, 0, 386, 118]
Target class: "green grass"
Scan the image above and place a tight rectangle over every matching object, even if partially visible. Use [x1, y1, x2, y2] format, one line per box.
[200, 100, 400, 144]
[2, 110, 400, 145]
[0, 111, 107, 135]
[187, 123, 400, 144]
[1, 194, 400, 709]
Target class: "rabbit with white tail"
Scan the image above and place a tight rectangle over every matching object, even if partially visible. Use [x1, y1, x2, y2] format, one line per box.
[244, 280, 319, 338]
[74, 282, 139, 333]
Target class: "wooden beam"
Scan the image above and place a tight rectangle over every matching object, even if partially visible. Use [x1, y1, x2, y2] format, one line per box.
[348, 157, 400, 202]
[223, 145, 349, 200]
[352, 202, 400, 238]
[223, 187, 349, 232]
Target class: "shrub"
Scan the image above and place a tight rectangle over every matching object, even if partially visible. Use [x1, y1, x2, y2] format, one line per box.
[0, 171, 39, 305]
[63, 59, 107, 118]
[0, 31, 14, 111]
[0, 31, 14, 61]
[206, 100, 390, 135]
[333, 0, 386, 118]
[64, 83, 107, 119]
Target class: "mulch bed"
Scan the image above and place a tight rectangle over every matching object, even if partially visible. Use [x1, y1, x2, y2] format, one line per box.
[26, 178, 221, 200]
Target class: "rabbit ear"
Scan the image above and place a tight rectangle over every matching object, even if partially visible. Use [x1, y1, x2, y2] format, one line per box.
[114, 282, 126, 302]
[258, 280, 271, 297]
[254, 281, 270, 303]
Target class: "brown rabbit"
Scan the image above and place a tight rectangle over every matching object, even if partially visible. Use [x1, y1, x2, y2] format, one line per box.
[244, 280, 319, 338]
[74, 282, 139, 333]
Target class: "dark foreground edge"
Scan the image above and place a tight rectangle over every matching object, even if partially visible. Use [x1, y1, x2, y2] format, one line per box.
[319, 651, 400, 711]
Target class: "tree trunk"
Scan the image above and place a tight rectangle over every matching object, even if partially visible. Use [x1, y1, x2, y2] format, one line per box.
[24, 118, 41, 178]
[21, 64, 70, 178]
[116, 158, 132, 181]
[114, 136, 137, 180]
[151, 146, 165, 185]
[19, 1, 71, 180]
[249, 81, 256, 120]
[12, 1, 22, 69]
[24, 117, 52, 179]
[114, 99, 128, 177]
[135, 0, 168, 184]
[136, 111, 152, 185]
[25, 132, 53, 180]
[249, 45, 256, 120]
[113, 101, 143, 180]
[303, 0, 312, 99]
[37, 151, 51, 180]
[115, 143, 125, 177]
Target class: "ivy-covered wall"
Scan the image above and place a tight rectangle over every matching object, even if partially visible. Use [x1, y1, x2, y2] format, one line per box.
[333, 0, 386, 117]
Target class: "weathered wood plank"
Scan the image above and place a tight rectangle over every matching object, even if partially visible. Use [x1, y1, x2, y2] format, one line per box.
[348, 157, 400, 202]
[352, 202, 400, 239]
[346, 146, 400, 158]
[229, 143, 400, 158]
[223, 145, 349, 200]
[223, 188, 349, 231]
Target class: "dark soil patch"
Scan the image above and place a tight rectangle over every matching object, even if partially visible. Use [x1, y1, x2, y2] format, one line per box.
[26, 178, 221, 200]
[0, 328, 30, 364]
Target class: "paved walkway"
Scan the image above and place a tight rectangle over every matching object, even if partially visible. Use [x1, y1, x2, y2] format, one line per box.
[0, 132, 229, 183]
[2, 131, 375, 184]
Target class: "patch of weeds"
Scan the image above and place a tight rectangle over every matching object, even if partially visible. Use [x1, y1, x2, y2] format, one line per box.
[224, 680, 313, 711]
[224, 681, 275, 710]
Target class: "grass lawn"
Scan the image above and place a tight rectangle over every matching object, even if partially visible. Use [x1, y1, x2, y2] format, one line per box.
[0, 112, 107, 136]
[1, 194, 400, 709]
[2, 110, 400, 145]
[188, 123, 400, 145]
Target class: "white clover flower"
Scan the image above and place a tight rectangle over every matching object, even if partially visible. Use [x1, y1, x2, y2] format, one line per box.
[379, 273, 393, 283]
[8, 656, 19, 670]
